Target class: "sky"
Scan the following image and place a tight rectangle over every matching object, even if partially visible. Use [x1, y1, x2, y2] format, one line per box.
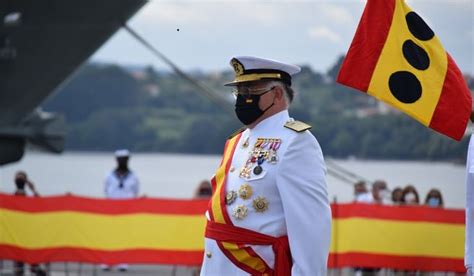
[92, 0, 474, 75]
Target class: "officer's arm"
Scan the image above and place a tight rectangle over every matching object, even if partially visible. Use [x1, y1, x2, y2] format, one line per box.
[276, 132, 331, 275]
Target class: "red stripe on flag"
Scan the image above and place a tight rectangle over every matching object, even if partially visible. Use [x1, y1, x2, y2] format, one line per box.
[331, 203, 464, 224]
[0, 193, 208, 215]
[336, 0, 396, 91]
[328, 252, 465, 272]
[0, 245, 203, 266]
[429, 54, 472, 141]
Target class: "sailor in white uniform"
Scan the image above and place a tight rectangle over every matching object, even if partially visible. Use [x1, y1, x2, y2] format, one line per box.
[200, 56, 331, 275]
[104, 149, 140, 199]
[102, 149, 140, 271]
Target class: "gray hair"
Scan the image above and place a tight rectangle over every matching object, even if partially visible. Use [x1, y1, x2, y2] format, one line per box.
[265, 80, 293, 106]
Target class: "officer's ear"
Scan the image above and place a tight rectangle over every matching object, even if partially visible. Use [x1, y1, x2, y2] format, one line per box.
[274, 86, 284, 101]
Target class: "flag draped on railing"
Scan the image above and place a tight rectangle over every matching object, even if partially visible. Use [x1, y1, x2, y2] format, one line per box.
[0, 193, 465, 272]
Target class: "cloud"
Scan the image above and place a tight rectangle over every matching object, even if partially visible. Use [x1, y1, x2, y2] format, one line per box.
[136, 1, 282, 27]
[308, 26, 342, 43]
[320, 5, 354, 25]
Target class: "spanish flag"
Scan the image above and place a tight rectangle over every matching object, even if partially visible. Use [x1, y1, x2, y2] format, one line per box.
[337, 0, 471, 141]
[0, 193, 208, 265]
[0, 194, 465, 271]
[329, 203, 465, 272]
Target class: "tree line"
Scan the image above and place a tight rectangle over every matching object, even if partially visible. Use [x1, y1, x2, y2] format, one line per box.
[43, 57, 474, 161]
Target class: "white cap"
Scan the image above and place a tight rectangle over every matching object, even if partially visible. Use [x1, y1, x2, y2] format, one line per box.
[225, 56, 301, 86]
[114, 149, 130, 158]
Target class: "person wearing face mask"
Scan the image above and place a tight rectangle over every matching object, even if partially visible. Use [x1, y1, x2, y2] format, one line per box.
[200, 56, 331, 275]
[102, 149, 140, 272]
[424, 189, 444, 208]
[371, 180, 389, 204]
[401, 185, 420, 205]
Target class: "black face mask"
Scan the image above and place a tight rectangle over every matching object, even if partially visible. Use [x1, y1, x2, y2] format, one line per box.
[234, 90, 274, 125]
[117, 158, 129, 171]
[15, 179, 26, 188]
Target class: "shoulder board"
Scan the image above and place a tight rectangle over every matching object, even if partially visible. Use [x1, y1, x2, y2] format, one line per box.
[227, 127, 246, 139]
[284, 120, 312, 133]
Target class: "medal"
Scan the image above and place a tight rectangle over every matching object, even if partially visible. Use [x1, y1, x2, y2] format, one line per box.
[232, 204, 248, 220]
[226, 190, 238, 205]
[238, 183, 253, 200]
[239, 138, 281, 179]
[253, 155, 265, 175]
[253, 196, 269, 213]
[253, 165, 263, 175]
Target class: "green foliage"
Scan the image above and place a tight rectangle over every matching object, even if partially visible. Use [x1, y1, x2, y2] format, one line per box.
[43, 61, 473, 160]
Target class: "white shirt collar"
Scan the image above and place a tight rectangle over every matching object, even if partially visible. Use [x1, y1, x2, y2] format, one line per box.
[248, 110, 290, 135]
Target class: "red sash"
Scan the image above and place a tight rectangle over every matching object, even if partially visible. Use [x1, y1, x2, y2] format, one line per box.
[205, 220, 292, 276]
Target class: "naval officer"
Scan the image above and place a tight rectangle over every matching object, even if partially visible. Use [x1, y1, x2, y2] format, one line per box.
[200, 56, 331, 275]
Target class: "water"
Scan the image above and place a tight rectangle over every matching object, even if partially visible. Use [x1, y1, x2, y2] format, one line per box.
[0, 152, 466, 209]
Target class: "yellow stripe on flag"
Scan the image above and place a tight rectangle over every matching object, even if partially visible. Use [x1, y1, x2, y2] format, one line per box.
[368, 0, 447, 125]
[0, 209, 206, 250]
[330, 218, 464, 258]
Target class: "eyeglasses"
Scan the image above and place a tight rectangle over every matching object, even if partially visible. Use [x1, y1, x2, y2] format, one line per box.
[231, 86, 275, 98]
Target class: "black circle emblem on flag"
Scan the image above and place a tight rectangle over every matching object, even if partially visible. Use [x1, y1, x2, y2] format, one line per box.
[406, 12, 435, 41]
[389, 71, 422, 104]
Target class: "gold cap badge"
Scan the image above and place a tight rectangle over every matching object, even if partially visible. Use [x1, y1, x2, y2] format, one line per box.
[231, 58, 245, 76]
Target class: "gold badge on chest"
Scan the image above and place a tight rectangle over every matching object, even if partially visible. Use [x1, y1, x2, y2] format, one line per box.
[253, 196, 269, 213]
[225, 190, 238, 205]
[232, 204, 248, 220]
[238, 183, 253, 200]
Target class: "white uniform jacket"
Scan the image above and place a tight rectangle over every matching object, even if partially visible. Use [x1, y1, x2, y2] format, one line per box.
[201, 110, 332, 275]
[466, 134, 474, 273]
[104, 170, 140, 199]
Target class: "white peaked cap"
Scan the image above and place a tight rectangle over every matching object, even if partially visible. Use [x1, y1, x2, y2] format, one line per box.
[115, 149, 130, 158]
[225, 56, 301, 86]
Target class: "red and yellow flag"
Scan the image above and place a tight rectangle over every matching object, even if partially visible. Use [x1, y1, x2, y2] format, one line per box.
[328, 203, 465, 272]
[0, 193, 208, 265]
[0, 194, 465, 272]
[337, 0, 471, 141]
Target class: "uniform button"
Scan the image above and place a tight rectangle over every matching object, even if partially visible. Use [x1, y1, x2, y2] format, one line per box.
[230, 167, 235, 172]
[206, 251, 212, 258]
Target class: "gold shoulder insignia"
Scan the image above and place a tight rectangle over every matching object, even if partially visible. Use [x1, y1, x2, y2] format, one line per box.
[228, 127, 246, 139]
[284, 120, 312, 133]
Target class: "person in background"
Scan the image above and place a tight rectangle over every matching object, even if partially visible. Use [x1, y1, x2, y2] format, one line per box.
[353, 181, 372, 203]
[102, 149, 140, 272]
[391, 187, 403, 205]
[14, 171, 40, 197]
[401, 185, 420, 205]
[371, 180, 389, 204]
[424, 189, 444, 208]
[13, 171, 46, 276]
[194, 180, 212, 199]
